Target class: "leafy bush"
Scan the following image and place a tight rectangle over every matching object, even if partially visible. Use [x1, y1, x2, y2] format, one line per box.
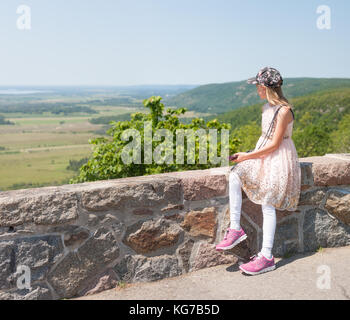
[69, 96, 240, 183]
[232, 121, 261, 152]
[293, 112, 332, 157]
[329, 113, 350, 153]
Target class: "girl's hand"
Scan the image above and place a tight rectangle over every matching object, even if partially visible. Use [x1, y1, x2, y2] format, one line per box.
[230, 152, 250, 163]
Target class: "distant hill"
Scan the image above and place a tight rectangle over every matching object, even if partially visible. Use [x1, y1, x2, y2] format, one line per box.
[165, 78, 350, 114]
[206, 86, 350, 131]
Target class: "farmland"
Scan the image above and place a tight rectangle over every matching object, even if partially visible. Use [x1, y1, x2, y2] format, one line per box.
[0, 85, 200, 190]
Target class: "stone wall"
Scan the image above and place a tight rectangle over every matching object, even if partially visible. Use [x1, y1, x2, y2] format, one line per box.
[0, 153, 350, 300]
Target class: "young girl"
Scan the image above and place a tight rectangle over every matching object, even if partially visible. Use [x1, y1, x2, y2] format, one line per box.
[216, 67, 301, 275]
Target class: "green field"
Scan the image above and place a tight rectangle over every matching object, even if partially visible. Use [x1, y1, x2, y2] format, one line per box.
[0, 145, 92, 190]
[0, 104, 144, 190]
[0, 102, 205, 190]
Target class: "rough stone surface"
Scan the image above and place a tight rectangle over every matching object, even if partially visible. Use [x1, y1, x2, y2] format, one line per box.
[301, 185, 312, 191]
[47, 251, 88, 298]
[132, 208, 153, 215]
[124, 218, 182, 254]
[242, 200, 300, 228]
[303, 208, 350, 252]
[81, 269, 119, 296]
[0, 225, 36, 238]
[177, 238, 195, 272]
[299, 162, 314, 187]
[161, 204, 184, 212]
[48, 227, 120, 298]
[0, 235, 64, 290]
[0, 192, 79, 227]
[164, 213, 184, 223]
[191, 242, 238, 271]
[80, 178, 182, 212]
[325, 189, 350, 225]
[100, 214, 125, 238]
[63, 226, 90, 248]
[88, 214, 125, 237]
[0, 282, 53, 300]
[77, 227, 120, 271]
[271, 217, 299, 257]
[0, 240, 15, 290]
[300, 156, 350, 186]
[180, 207, 217, 241]
[182, 175, 227, 201]
[114, 254, 182, 283]
[299, 188, 327, 206]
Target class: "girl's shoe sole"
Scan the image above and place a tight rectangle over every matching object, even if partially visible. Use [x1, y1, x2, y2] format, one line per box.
[239, 265, 276, 275]
[216, 234, 247, 251]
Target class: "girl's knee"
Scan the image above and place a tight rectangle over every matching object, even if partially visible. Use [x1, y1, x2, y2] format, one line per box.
[229, 170, 239, 180]
[229, 171, 241, 185]
[262, 204, 276, 216]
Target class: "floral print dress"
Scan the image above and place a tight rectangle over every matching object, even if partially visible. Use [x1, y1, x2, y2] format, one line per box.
[232, 103, 301, 211]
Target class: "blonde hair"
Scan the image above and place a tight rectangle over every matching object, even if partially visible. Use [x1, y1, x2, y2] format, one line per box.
[265, 86, 292, 109]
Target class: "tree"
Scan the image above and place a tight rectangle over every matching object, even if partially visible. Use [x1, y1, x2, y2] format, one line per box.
[293, 112, 332, 157]
[69, 96, 240, 183]
[231, 121, 261, 152]
[329, 113, 350, 153]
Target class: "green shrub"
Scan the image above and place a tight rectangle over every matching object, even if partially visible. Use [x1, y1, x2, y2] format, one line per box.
[70, 96, 240, 183]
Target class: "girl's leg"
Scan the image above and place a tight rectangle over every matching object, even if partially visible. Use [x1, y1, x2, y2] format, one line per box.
[229, 171, 243, 230]
[260, 204, 277, 259]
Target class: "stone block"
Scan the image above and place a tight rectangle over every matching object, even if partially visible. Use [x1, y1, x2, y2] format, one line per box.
[0, 191, 79, 227]
[114, 254, 182, 283]
[62, 226, 90, 248]
[242, 200, 300, 228]
[80, 269, 119, 296]
[180, 207, 217, 240]
[271, 217, 299, 257]
[177, 238, 195, 272]
[325, 189, 350, 225]
[300, 156, 350, 186]
[300, 162, 314, 187]
[299, 188, 327, 206]
[123, 218, 182, 254]
[191, 242, 237, 271]
[48, 227, 120, 298]
[0, 282, 53, 300]
[303, 208, 350, 252]
[182, 175, 227, 201]
[0, 235, 64, 290]
[80, 177, 182, 212]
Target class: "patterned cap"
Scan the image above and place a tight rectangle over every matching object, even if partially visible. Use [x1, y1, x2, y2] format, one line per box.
[247, 67, 283, 88]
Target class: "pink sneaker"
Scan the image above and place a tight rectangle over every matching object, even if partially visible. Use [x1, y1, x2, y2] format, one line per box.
[239, 252, 276, 275]
[216, 227, 247, 251]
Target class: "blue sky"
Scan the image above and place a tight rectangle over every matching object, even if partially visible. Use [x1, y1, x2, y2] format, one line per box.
[0, 0, 349, 85]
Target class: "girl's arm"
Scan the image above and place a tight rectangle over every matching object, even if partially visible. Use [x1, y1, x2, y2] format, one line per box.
[245, 106, 293, 160]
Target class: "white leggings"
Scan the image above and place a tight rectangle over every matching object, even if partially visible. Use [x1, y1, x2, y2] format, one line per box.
[229, 170, 276, 257]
